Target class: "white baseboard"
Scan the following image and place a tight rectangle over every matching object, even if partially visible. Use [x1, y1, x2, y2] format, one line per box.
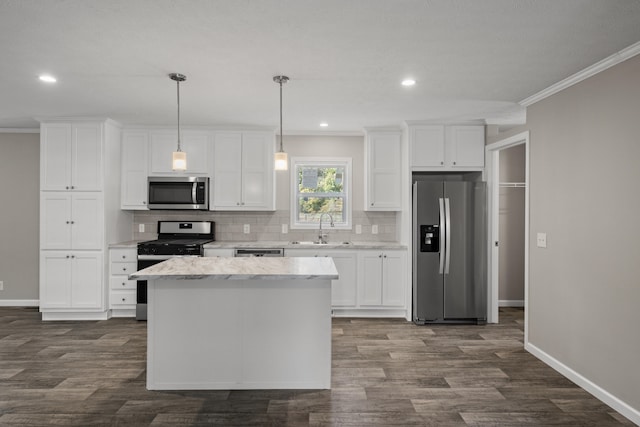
[526, 342, 640, 425]
[0, 299, 39, 307]
[499, 299, 524, 307]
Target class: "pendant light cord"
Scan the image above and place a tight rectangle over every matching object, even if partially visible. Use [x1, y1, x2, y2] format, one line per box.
[176, 79, 182, 152]
[279, 79, 283, 152]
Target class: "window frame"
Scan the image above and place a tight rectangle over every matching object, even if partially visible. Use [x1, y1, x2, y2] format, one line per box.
[290, 157, 352, 230]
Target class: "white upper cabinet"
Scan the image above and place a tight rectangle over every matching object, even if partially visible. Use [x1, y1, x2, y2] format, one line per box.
[41, 122, 103, 191]
[364, 130, 402, 211]
[121, 130, 149, 209]
[409, 125, 446, 167]
[211, 131, 275, 211]
[446, 126, 485, 168]
[149, 130, 209, 175]
[409, 124, 485, 170]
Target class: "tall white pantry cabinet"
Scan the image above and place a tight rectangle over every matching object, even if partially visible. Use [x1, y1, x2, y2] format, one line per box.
[39, 119, 132, 320]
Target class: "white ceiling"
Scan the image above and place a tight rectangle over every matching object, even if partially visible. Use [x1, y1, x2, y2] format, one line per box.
[1, 0, 640, 132]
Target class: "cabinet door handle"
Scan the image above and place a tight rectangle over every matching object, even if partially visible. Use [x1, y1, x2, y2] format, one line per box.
[122, 255, 126, 259]
[66, 255, 70, 259]
[453, 161, 456, 165]
[383, 255, 387, 258]
[66, 221, 70, 224]
[440, 161, 444, 165]
[371, 203, 374, 206]
[122, 298, 126, 302]
[378, 254, 382, 258]
[70, 221, 75, 224]
[71, 255, 75, 259]
[122, 282, 126, 286]
[71, 186, 75, 189]
[143, 201, 146, 204]
[65, 186, 70, 190]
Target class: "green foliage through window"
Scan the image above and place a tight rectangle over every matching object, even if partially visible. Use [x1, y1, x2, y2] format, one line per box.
[294, 162, 349, 225]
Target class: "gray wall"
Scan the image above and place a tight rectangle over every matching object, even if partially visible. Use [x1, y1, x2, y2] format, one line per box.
[0, 133, 40, 301]
[488, 55, 640, 412]
[498, 144, 525, 302]
[134, 134, 398, 242]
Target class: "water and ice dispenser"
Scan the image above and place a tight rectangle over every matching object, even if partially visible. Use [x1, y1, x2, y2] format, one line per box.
[420, 224, 439, 252]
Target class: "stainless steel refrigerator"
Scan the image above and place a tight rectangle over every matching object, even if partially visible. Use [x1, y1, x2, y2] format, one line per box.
[412, 179, 487, 324]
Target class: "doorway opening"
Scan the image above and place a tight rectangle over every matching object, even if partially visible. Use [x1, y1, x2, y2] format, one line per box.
[485, 131, 529, 339]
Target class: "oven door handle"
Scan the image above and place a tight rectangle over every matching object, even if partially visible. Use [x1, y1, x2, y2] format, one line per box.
[137, 255, 200, 261]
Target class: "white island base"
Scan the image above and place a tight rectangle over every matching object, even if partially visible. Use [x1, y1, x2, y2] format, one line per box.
[136, 257, 336, 390]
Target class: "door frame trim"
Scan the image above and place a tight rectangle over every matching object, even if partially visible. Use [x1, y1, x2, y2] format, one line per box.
[484, 131, 529, 339]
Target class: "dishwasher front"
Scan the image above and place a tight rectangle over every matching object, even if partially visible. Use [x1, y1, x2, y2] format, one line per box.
[233, 248, 284, 257]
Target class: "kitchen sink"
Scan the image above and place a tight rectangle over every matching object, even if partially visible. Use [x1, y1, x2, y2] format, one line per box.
[290, 241, 351, 246]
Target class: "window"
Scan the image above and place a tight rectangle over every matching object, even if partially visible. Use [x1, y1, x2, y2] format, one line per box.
[291, 157, 352, 229]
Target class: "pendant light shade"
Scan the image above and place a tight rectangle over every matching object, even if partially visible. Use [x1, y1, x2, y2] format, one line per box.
[273, 75, 289, 171]
[170, 73, 187, 171]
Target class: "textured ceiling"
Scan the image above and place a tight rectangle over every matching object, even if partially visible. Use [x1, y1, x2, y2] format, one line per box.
[1, 0, 639, 132]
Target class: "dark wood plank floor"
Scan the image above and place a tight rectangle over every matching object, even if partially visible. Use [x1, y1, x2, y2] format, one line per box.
[0, 307, 633, 426]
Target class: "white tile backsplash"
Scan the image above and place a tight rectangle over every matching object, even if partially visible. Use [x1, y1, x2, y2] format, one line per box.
[133, 210, 398, 242]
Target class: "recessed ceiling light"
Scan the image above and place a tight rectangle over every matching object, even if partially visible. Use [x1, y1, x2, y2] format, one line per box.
[401, 78, 416, 87]
[39, 74, 57, 83]
[319, 122, 329, 127]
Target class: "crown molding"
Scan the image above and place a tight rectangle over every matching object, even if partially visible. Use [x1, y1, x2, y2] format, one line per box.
[520, 40, 640, 107]
[0, 128, 39, 134]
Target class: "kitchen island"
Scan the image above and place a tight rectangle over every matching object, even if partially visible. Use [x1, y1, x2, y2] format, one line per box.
[130, 256, 338, 391]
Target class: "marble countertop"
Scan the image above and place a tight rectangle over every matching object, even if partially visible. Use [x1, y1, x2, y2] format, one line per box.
[109, 240, 145, 248]
[129, 256, 339, 281]
[110, 240, 406, 250]
[205, 241, 406, 250]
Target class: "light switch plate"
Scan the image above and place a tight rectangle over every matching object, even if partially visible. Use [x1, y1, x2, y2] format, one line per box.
[281, 224, 288, 234]
[138, 224, 145, 233]
[355, 224, 362, 234]
[537, 232, 547, 248]
[372, 225, 378, 235]
[243, 224, 250, 234]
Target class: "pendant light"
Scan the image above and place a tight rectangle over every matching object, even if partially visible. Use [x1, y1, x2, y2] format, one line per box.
[273, 75, 289, 171]
[170, 73, 187, 171]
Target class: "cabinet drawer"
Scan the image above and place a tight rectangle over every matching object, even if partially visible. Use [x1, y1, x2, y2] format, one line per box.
[110, 261, 137, 275]
[111, 290, 136, 306]
[110, 249, 137, 263]
[110, 277, 137, 290]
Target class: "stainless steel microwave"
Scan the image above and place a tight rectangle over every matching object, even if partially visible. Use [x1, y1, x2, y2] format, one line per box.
[148, 177, 209, 210]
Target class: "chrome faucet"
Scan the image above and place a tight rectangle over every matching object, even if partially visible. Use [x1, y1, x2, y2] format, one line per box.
[318, 213, 335, 244]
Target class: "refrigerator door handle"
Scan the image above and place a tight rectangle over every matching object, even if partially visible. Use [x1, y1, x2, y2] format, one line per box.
[444, 197, 451, 274]
[438, 197, 446, 274]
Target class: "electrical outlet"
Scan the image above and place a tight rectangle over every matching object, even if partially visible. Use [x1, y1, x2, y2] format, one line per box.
[243, 224, 250, 234]
[355, 224, 362, 234]
[0, 281, 3, 291]
[372, 225, 378, 235]
[138, 224, 145, 233]
[536, 232, 547, 248]
[281, 224, 288, 234]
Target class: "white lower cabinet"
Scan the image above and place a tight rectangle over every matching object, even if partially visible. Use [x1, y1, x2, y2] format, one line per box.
[39, 251, 103, 316]
[285, 249, 357, 308]
[109, 248, 137, 317]
[358, 250, 406, 307]
[285, 248, 407, 316]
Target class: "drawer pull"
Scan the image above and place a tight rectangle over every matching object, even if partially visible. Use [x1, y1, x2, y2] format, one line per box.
[122, 282, 126, 286]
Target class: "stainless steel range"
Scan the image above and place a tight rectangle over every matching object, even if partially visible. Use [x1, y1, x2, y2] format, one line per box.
[136, 220, 215, 320]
